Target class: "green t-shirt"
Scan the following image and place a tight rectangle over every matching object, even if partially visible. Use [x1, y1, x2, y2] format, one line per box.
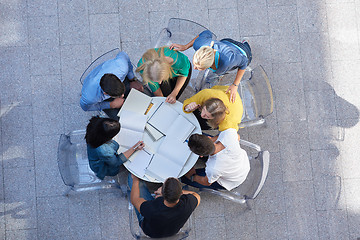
[137, 47, 191, 92]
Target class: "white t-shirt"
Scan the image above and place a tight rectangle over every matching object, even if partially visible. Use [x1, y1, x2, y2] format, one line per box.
[205, 128, 250, 191]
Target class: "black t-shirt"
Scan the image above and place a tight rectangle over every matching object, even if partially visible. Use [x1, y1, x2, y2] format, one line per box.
[140, 194, 198, 238]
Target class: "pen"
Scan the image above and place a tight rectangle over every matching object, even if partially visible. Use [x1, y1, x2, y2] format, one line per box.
[133, 142, 142, 150]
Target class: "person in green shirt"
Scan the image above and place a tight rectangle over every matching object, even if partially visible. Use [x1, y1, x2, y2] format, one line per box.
[136, 47, 192, 104]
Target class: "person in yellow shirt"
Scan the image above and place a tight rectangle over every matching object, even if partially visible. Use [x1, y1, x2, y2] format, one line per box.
[183, 85, 243, 131]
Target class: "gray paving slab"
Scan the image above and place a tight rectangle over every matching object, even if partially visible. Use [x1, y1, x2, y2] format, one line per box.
[224, 208, 257, 240]
[271, 62, 304, 94]
[347, 210, 360, 240]
[178, 0, 210, 28]
[267, 0, 297, 6]
[297, 3, 328, 33]
[0, 201, 5, 240]
[27, 0, 57, 16]
[317, 209, 349, 240]
[28, 16, 59, 46]
[149, 11, 179, 45]
[238, 5, 269, 37]
[268, 5, 299, 36]
[305, 89, 337, 120]
[270, 33, 301, 63]
[307, 118, 339, 150]
[208, 0, 236, 9]
[89, 13, 121, 59]
[88, 0, 119, 14]
[209, 8, 240, 40]
[30, 44, 61, 75]
[195, 216, 226, 240]
[255, 212, 288, 240]
[6, 229, 38, 240]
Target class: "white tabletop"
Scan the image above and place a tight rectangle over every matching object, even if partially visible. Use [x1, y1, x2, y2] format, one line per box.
[119, 96, 201, 183]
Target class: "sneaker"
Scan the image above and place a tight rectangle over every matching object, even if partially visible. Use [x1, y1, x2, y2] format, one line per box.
[241, 37, 250, 44]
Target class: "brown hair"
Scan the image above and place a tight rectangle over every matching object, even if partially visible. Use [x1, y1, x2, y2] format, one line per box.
[161, 177, 182, 203]
[203, 98, 228, 129]
[136, 47, 175, 86]
[188, 134, 215, 156]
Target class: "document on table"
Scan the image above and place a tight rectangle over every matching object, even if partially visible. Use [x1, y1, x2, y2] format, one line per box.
[147, 102, 180, 135]
[118, 88, 152, 116]
[166, 115, 195, 142]
[145, 136, 192, 182]
[115, 110, 147, 148]
[127, 149, 153, 178]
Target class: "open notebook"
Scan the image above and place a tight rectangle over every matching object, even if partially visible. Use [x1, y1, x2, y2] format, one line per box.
[118, 88, 152, 116]
[115, 110, 147, 148]
[145, 136, 192, 182]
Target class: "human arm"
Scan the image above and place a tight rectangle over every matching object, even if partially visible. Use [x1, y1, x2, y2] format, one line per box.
[80, 98, 111, 111]
[226, 68, 245, 103]
[122, 141, 145, 159]
[165, 75, 187, 104]
[169, 35, 199, 51]
[183, 102, 201, 112]
[130, 174, 147, 212]
[109, 96, 125, 108]
[182, 89, 212, 113]
[184, 167, 211, 186]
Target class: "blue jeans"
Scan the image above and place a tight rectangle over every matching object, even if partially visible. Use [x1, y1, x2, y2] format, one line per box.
[180, 168, 225, 190]
[127, 174, 154, 226]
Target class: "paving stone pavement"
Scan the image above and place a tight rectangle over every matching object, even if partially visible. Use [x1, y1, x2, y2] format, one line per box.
[1, 0, 360, 239]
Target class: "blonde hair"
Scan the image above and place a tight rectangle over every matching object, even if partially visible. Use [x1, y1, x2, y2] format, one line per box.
[136, 47, 174, 85]
[203, 98, 228, 129]
[193, 41, 215, 69]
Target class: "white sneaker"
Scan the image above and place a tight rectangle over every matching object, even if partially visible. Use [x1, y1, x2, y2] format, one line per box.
[241, 37, 250, 44]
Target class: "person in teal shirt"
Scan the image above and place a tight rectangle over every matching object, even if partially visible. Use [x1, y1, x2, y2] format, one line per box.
[136, 47, 192, 104]
[85, 116, 144, 180]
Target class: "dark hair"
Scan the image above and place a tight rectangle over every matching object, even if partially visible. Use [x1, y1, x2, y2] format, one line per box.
[100, 74, 125, 97]
[161, 178, 182, 203]
[85, 116, 120, 148]
[188, 134, 215, 156]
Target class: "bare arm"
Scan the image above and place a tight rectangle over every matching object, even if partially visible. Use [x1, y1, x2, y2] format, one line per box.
[153, 88, 164, 97]
[169, 35, 199, 51]
[166, 76, 187, 104]
[226, 68, 245, 103]
[130, 175, 147, 212]
[122, 141, 144, 159]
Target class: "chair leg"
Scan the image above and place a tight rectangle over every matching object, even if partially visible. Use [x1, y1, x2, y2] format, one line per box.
[63, 187, 72, 197]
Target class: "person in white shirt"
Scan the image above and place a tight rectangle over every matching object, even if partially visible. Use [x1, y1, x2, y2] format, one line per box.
[181, 129, 250, 191]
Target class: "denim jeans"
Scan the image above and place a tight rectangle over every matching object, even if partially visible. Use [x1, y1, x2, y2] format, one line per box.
[180, 168, 225, 190]
[127, 174, 154, 226]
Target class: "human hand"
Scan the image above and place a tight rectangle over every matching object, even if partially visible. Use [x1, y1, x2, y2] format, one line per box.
[169, 43, 187, 51]
[132, 141, 145, 151]
[165, 93, 177, 104]
[184, 102, 200, 112]
[130, 79, 144, 92]
[154, 186, 162, 198]
[110, 96, 125, 108]
[225, 84, 238, 103]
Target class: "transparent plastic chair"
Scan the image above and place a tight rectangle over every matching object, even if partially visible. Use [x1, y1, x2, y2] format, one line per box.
[199, 139, 270, 205]
[57, 130, 127, 196]
[153, 18, 217, 92]
[128, 200, 193, 240]
[201, 65, 274, 128]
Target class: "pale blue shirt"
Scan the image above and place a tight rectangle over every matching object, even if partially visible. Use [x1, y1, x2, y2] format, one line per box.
[193, 30, 248, 75]
[80, 52, 135, 111]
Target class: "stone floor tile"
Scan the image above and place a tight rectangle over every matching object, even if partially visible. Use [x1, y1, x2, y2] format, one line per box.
[347, 211, 360, 240]
[89, 14, 121, 59]
[344, 179, 360, 211]
[284, 181, 319, 240]
[246, 35, 272, 66]
[60, 44, 91, 105]
[307, 118, 340, 150]
[271, 62, 304, 94]
[268, 5, 298, 36]
[178, 0, 210, 28]
[148, 0, 179, 11]
[256, 212, 287, 240]
[193, 192, 225, 219]
[36, 196, 70, 239]
[305, 89, 337, 121]
[0, 0, 28, 47]
[266, 0, 297, 6]
[238, 4, 269, 36]
[327, 3, 360, 60]
[31, 75, 62, 108]
[28, 16, 59, 46]
[119, 0, 150, 42]
[121, 40, 152, 66]
[275, 92, 307, 122]
[0, 201, 5, 239]
[34, 134, 67, 197]
[209, 8, 240, 40]
[58, 0, 90, 46]
[88, 0, 118, 14]
[63, 104, 93, 133]
[208, 0, 236, 9]
[317, 209, 349, 240]
[269, 33, 301, 63]
[27, 0, 57, 16]
[224, 210, 257, 240]
[69, 225, 102, 240]
[298, 4, 328, 33]
[149, 11, 179, 45]
[195, 216, 226, 240]
[238, 0, 267, 6]
[6, 229, 38, 240]
[2, 106, 34, 168]
[334, 85, 360, 120]
[278, 120, 309, 142]
[68, 192, 101, 227]
[32, 104, 64, 136]
[330, 60, 360, 88]
[30, 44, 61, 75]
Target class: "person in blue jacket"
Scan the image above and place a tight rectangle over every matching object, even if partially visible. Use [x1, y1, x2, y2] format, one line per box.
[85, 116, 144, 180]
[170, 30, 252, 103]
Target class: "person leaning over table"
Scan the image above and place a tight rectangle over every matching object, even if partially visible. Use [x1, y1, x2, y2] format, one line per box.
[170, 29, 252, 103]
[85, 116, 144, 180]
[181, 131, 250, 191]
[80, 51, 144, 118]
[183, 85, 243, 131]
[136, 46, 192, 104]
[129, 175, 200, 238]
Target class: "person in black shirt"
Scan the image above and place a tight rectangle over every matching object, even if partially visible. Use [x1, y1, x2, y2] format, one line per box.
[129, 174, 200, 238]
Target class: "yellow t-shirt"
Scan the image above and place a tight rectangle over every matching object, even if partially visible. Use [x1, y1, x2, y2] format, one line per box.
[183, 85, 243, 131]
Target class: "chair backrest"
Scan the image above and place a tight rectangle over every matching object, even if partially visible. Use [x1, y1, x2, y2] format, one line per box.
[80, 48, 121, 85]
[57, 130, 121, 193]
[199, 140, 270, 204]
[238, 65, 274, 127]
[128, 202, 192, 239]
[153, 18, 217, 91]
